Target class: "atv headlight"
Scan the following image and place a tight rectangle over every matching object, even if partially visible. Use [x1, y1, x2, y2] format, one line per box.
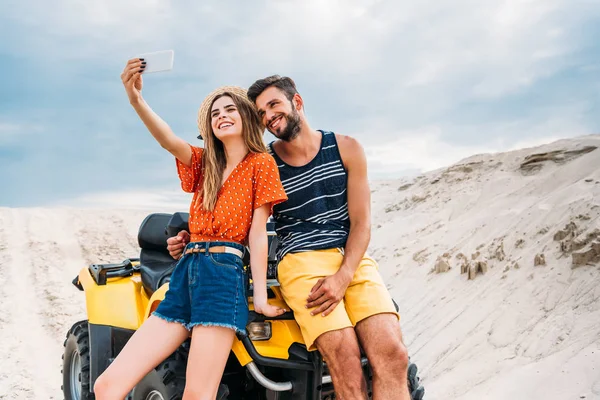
[247, 322, 272, 341]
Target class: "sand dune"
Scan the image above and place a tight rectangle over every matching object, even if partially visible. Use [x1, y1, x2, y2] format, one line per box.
[370, 134, 600, 399]
[0, 135, 599, 399]
[0, 208, 150, 399]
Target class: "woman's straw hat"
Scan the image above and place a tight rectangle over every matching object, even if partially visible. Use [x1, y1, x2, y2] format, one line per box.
[196, 85, 251, 140]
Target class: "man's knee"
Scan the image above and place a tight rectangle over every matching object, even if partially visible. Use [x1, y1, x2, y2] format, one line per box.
[316, 329, 360, 359]
[356, 314, 409, 373]
[315, 329, 362, 372]
[375, 339, 409, 372]
[315, 328, 368, 397]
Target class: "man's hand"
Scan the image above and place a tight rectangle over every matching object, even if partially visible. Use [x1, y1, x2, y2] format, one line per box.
[166, 230, 190, 260]
[305, 270, 353, 317]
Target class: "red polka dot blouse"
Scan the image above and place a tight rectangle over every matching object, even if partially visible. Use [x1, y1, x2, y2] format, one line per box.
[176, 145, 287, 244]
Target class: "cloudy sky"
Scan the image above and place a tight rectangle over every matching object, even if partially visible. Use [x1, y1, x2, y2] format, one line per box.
[1, 0, 599, 207]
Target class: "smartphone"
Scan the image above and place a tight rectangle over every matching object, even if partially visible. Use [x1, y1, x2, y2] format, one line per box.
[135, 50, 174, 74]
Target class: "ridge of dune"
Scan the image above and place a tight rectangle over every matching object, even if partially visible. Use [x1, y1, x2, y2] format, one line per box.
[0, 135, 599, 399]
[369, 134, 600, 399]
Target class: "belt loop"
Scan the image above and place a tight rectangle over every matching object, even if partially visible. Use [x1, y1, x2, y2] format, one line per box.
[203, 241, 210, 256]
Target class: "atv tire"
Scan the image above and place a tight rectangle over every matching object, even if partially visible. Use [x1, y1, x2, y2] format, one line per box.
[127, 349, 230, 400]
[62, 320, 94, 400]
[408, 361, 425, 400]
[128, 351, 186, 400]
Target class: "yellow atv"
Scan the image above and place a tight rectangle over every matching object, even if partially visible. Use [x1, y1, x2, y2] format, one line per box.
[62, 212, 425, 400]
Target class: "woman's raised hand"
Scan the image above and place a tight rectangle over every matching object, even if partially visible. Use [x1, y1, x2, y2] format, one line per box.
[120, 58, 145, 104]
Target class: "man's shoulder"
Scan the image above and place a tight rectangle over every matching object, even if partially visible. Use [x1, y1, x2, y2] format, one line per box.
[266, 140, 279, 156]
[332, 132, 361, 148]
[329, 133, 364, 166]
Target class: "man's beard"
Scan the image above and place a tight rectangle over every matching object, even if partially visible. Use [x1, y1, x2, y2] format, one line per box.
[270, 109, 301, 142]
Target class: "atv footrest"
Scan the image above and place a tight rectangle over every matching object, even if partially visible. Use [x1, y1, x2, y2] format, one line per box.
[89, 259, 137, 285]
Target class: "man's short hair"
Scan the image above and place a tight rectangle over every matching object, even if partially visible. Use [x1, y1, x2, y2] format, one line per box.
[248, 75, 298, 104]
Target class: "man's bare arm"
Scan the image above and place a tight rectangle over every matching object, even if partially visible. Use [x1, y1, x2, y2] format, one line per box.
[305, 134, 371, 316]
[336, 134, 371, 279]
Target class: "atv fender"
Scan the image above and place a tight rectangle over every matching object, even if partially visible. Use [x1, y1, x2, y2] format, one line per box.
[78, 267, 149, 330]
[230, 317, 306, 367]
[143, 284, 169, 320]
[233, 287, 304, 367]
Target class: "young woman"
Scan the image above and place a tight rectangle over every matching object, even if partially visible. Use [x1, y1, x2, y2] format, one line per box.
[93, 58, 288, 399]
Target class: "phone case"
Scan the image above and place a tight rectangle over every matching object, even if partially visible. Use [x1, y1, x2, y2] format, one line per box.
[135, 50, 174, 74]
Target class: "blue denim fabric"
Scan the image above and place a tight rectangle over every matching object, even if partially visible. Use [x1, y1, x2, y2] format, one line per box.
[153, 241, 248, 334]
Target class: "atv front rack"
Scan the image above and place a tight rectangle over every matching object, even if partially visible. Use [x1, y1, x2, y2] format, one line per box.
[88, 258, 140, 286]
[238, 311, 370, 396]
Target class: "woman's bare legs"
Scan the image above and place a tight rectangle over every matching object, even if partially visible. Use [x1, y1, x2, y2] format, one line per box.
[93, 315, 190, 399]
[182, 325, 236, 400]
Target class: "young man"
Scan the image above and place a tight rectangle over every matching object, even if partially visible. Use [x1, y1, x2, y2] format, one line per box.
[168, 76, 411, 400]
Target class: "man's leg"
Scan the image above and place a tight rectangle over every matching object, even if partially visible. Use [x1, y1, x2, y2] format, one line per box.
[355, 314, 410, 400]
[276, 250, 367, 399]
[344, 255, 410, 400]
[314, 328, 367, 399]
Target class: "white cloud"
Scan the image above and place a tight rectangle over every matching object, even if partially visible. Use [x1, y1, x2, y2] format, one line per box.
[388, 0, 577, 98]
[362, 99, 591, 176]
[364, 127, 496, 176]
[2, 0, 599, 206]
[21, 0, 169, 36]
[7, 0, 587, 90]
[5, 0, 596, 126]
[0, 123, 23, 133]
[62, 187, 192, 210]
[0, 122, 43, 143]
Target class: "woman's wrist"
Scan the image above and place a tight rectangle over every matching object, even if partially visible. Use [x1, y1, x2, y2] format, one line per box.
[130, 94, 144, 107]
[253, 291, 268, 305]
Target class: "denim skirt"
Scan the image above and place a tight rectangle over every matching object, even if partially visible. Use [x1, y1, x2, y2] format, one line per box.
[153, 241, 248, 334]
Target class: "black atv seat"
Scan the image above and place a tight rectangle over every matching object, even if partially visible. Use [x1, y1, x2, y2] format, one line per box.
[138, 213, 179, 295]
[137, 212, 279, 296]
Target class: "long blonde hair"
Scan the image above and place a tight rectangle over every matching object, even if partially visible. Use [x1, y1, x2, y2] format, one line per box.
[200, 92, 267, 211]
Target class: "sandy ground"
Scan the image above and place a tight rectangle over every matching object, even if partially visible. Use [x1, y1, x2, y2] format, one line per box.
[0, 208, 152, 399]
[0, 135, 599, 399]
[370, 134, 600, 399]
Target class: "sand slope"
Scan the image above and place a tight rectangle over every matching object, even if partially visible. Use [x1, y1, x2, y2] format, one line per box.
[0, 208, 150, 399]
[370, 134, 600, 399]
[0, 135, 599, 399]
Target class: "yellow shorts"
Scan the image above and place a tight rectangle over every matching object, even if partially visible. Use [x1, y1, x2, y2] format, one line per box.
[277, 248, 400, 351]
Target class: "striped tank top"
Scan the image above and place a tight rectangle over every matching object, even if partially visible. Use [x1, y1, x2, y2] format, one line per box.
[268, 130, 350, 260]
